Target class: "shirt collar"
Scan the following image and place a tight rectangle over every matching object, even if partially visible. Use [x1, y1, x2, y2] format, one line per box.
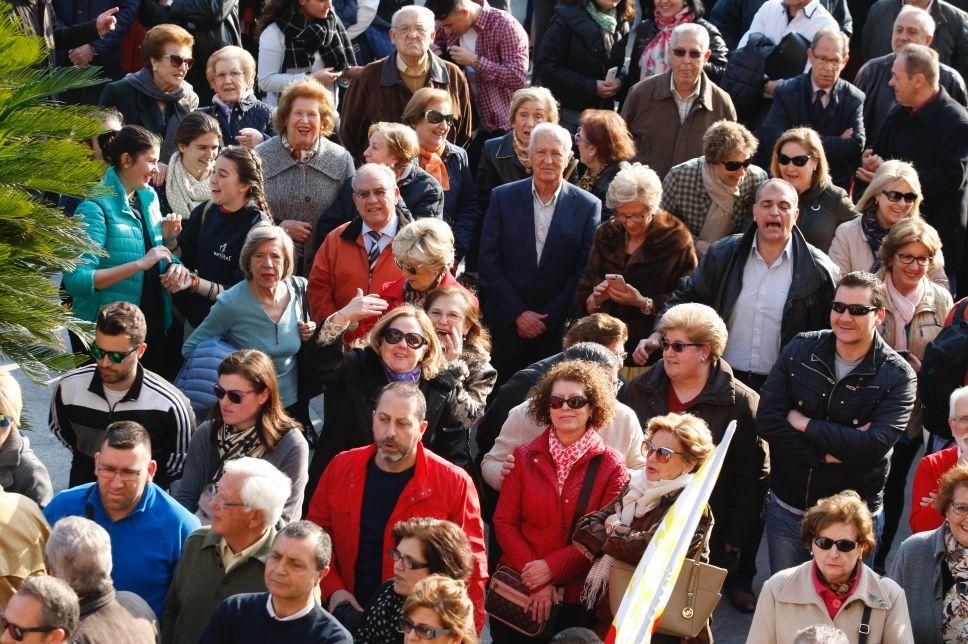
[531, 180, 563, 207]
[789, 0, 821, 20]
[266, 594, 316, 621]
[752, 234, 794, 267]
[396, 53, 431, 76]
[219, 528, 273, 570]
[362, 214, 399, 239]
[670, 73, 701, 101]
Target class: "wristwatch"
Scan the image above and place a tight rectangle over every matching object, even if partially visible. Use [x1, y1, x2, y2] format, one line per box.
[640, 297, 654, 315]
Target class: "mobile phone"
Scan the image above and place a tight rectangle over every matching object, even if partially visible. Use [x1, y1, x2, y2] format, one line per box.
[606, 274, 627, 287]
[605, 66, 618, 82]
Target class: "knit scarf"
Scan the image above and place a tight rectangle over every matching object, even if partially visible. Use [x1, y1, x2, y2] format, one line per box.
[860, 209, 891, 273]
[382, 363, 422, 383]
[278, 6, 350, 72]
[699, 158, 739, 245]
[639, 9, 693, 81]
[165, 151, 212, 218]
[419, 144, 450, 191]
[885, 272, 923, 351]
[124, 67, 194, 152]
[585, 1, 617, 34]
[582, 470, 692, 609]
[548, 428, 603, 495]
[215, 423, 266, 481]
[942, 523, 968, 643]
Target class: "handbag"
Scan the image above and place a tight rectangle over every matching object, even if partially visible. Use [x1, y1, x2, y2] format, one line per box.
[288, 276, 321, 402]
[608, 557, 726, 638]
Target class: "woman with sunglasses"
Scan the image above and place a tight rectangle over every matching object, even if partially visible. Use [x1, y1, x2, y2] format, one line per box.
[574, 412, 713, 636]
[619, 302, 765, 613]
[890, 462, 968, 644]
[748, 490, 913, 644]
[570, 110, 635, 221]
[175, 349, 308, 525]
[829, 159, 949, 289]
[574, 163, 696, 369]
[0, 370, 52, 507]
[356, 518, 474, 644]
[492, 360, 629, 641]
[768, 127, 857, 253]
[401, 575, 478, 644]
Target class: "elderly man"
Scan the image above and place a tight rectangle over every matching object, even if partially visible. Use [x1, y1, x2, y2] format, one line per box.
[756, 29, 864, 190]
[43, 421, 200, 622]
[757, 271, 917, 573]
[307, 164, 411, 322]
[200, 521, 350, 643]
[863, 0, 968, 81]
[339, 5, 472, 162]
[0, 577, 78, 644]
[909, 386, 968, 532]
[622, 24, 736, 180]
[307, 382, 487, 632]
[737, 0, 839, 48]
[163, 458, 290, 644]
[860, 44, 968, 288]
[855, 5, 967, 143]
[45, 517, 157, 643]
[479, 122, 601, 383]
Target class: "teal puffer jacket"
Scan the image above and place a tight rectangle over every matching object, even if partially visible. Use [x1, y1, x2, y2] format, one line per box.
[64, 166, 176, 330]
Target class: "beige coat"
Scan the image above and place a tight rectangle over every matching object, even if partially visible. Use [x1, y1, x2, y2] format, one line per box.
[747, 562, 914, 644]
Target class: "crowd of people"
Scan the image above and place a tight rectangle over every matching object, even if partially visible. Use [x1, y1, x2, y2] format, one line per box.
[5, 0, 968, 640]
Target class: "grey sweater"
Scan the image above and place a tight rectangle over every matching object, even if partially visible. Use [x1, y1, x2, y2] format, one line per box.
[888, 525, 947, 644]
[0, 429, 52, 507]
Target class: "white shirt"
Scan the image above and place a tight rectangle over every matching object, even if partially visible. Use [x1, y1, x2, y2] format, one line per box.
[460, 28, 480, 95]
[723, 236, 795, 375]
[532, 181, 562, 261]
[266, 595, 316, 622]
[738, 0, 839, 48]
[361, 215, 399, 257]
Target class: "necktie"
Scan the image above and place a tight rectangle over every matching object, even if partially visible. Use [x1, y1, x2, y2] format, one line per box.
[366, 230, 382, 270]
[812, 89, 827, 118]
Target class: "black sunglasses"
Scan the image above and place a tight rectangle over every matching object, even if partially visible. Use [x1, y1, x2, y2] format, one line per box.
[645, 440, 683, 464]
[0, 615, 56, 641]
[549, 395, 590, 410]
[90, 344, 139, 364]
[164, 53, 194, 69]
[831, 301, 879, 316]
[777, 153, 813, 167]
[398, 615, 453, 640]
[382, 327, 428, 350]
[660, 339, 703, 353]
[721, 158, 752, 171]
[212, 384, 262, 404]
[424, 109, 454, 126]
[882, 190, 918, 204]
[813, 536, 858, 552]
[672, 47, 703, 59]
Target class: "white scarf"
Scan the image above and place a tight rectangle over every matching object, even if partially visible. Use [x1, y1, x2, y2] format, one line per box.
[166, 151, 212, 218]
[581, 470, 692, 609]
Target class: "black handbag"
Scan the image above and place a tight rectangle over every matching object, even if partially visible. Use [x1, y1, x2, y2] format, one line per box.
[289, 276, 321, 402]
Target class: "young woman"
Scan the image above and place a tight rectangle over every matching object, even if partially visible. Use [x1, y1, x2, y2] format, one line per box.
[157, 111, 221, 220]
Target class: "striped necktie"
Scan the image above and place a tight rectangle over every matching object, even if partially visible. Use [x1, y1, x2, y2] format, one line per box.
[366, 230, 383, 270]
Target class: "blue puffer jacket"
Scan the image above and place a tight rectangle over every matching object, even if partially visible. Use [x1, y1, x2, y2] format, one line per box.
[63, 167, 176, 329]
[173, 335, 239, 420]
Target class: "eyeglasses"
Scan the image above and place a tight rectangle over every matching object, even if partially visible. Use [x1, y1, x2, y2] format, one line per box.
[671, 48, 703, 59]
[812, 54, 844, 68]
[896, 252, 933, 266]
[164, 54, 194, 69]
[660, 339, 702, 353]
[213, 384, 262, 404]
[395, 258, 429, 274]
[90, 344, 139, 364]
[388, 547, 430, 570]
[645, 440, 683, 463]
[949, 502, 968, 517]
[882, 190, 918, 204]
[0, 615, 56, 642]
[777, 153, 813, 167]
[354, 187, 391, 200]
[96, 465, 143, 482]
[215, 70, 244, 81]
[831, 301, 879, 316]
[549, 395, 590, 410]
[394, 24, 430, 35]
[206, 483, 247, 508]
[721, 158, 752, 171]
[398, 615, 452, 640]
[382, 327, 428, 350]
[813, 537, 858, 552]
[950, 415, 968, 425]
[424, 109, 454, 126]
[615, 210, 651, 224]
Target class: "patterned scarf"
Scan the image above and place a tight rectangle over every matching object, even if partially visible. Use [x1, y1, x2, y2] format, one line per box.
[885, 272, 924, 351]
[419, 144, 450, 191]
[278, 6, 352, 72]
[548, 428, 603, 495]
[585, 1, 617, 34]
[578, 166, 603, 194]
[860, 209, 891, 273]
[165, 151, 212, 218]
[699, 158, 739, 245]
[403, 271, 445, 305]
[942, 523, 968, 643]
[512, 133, 532, 172]
[382, 362, 422, 383]
[639, 9, 693, 82]
[215, 423, 266, 481]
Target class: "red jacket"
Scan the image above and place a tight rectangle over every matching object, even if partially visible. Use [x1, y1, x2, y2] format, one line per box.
[306, 443, 488, 631]
[910, 445, 960, 532]
[493, 427, 629, 603]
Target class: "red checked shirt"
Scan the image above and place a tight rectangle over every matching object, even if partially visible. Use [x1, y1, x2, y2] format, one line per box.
[433, 2, 529, 132]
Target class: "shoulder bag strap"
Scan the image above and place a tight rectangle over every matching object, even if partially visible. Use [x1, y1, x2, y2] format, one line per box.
[858, 603, 872, 644]
[569, 454, 604, 537]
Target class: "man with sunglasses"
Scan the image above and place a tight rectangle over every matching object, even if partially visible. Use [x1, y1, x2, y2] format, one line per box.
[756, 271, 917, 574]
[1, 577, 78, 644]
[49, 302, 195, 490]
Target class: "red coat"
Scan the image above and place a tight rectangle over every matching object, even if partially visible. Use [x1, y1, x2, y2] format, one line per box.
[909, 445, 960, 533]
[493, 427, 629, 603]
[306, 442, 488, 631]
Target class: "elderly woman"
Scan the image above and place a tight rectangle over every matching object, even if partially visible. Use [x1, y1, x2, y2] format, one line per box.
[254, 77, 354, 276]
[661, 120, 767, 255]
[769, 127, 857, 253]
[627, 0, 728, 85]
[175, 349, 308, 525]
[570, 109, 635, 220]
[620, 303, 766, 613]
[199, 46, 275, 148]
[829, 160, 948, 288]
[0, 370, 52, 507]
[890, 462, 968, 644]
[403, 88, 479, 265]
[99, 24, 199, 161]
[182, 223, 316, 420]
[356, 518, 474, 644]
[492, 360, 629, 641]
[748, 490, 914, 644]
[574, 413, 714, 636]
[156, 112, 220, 220]
[534, 0, 633, 132]
[574, 163, 696, 366]
[401, 575, 478, 644]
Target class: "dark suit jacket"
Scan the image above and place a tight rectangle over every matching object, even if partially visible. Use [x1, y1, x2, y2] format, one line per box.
[755, 73, 865, 190]
[478, 178, 601, 355]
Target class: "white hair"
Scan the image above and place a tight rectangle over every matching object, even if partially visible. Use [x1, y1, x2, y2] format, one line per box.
[223, 458, 291, 529]
[669, 23, 710, 53]
[950, 386, 968, 418]
[391, 5, 435, 30]
[528, 122, 572, 156]
[896, 5, 935, 38]
[793, 625, 849, 644]
[352, 162, 397, 191]
[605, 162, 662, 210]
[46, 517, 114, 596]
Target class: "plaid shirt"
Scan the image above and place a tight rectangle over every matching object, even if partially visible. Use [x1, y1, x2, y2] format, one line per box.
[659, 156, 768, 237]
[434, 3, 529, 132]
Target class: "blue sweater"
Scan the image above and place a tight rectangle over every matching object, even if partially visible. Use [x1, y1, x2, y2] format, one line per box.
[43, 482, 200, 622]
[199, 593, 353, 644]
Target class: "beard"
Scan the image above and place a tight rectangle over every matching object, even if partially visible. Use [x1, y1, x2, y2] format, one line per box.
[377, 438, 416, 464]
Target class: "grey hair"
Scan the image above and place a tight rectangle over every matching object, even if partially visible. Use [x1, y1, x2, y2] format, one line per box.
[605, 162, 662, 210]
[277, 521, 333, 570]
[352, 162, 397, 192]
[239, 222, 295, 281]
[391, 5, 435, 30]
[669, 23, 709, 52]
[755, 177, 800, 208]
[793, 625, 849, 644]
[222, 457, 291, 529]
[950, 386, 968, 418]
[810, 27, 849, 57]
[528, 122, 571, 156]
[17, 577, 80, 638]
[562, 342, 621, 370]
[896, 5, 935, 38]
[46, 517, 114, 596]
[393, 218, 455, 269]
